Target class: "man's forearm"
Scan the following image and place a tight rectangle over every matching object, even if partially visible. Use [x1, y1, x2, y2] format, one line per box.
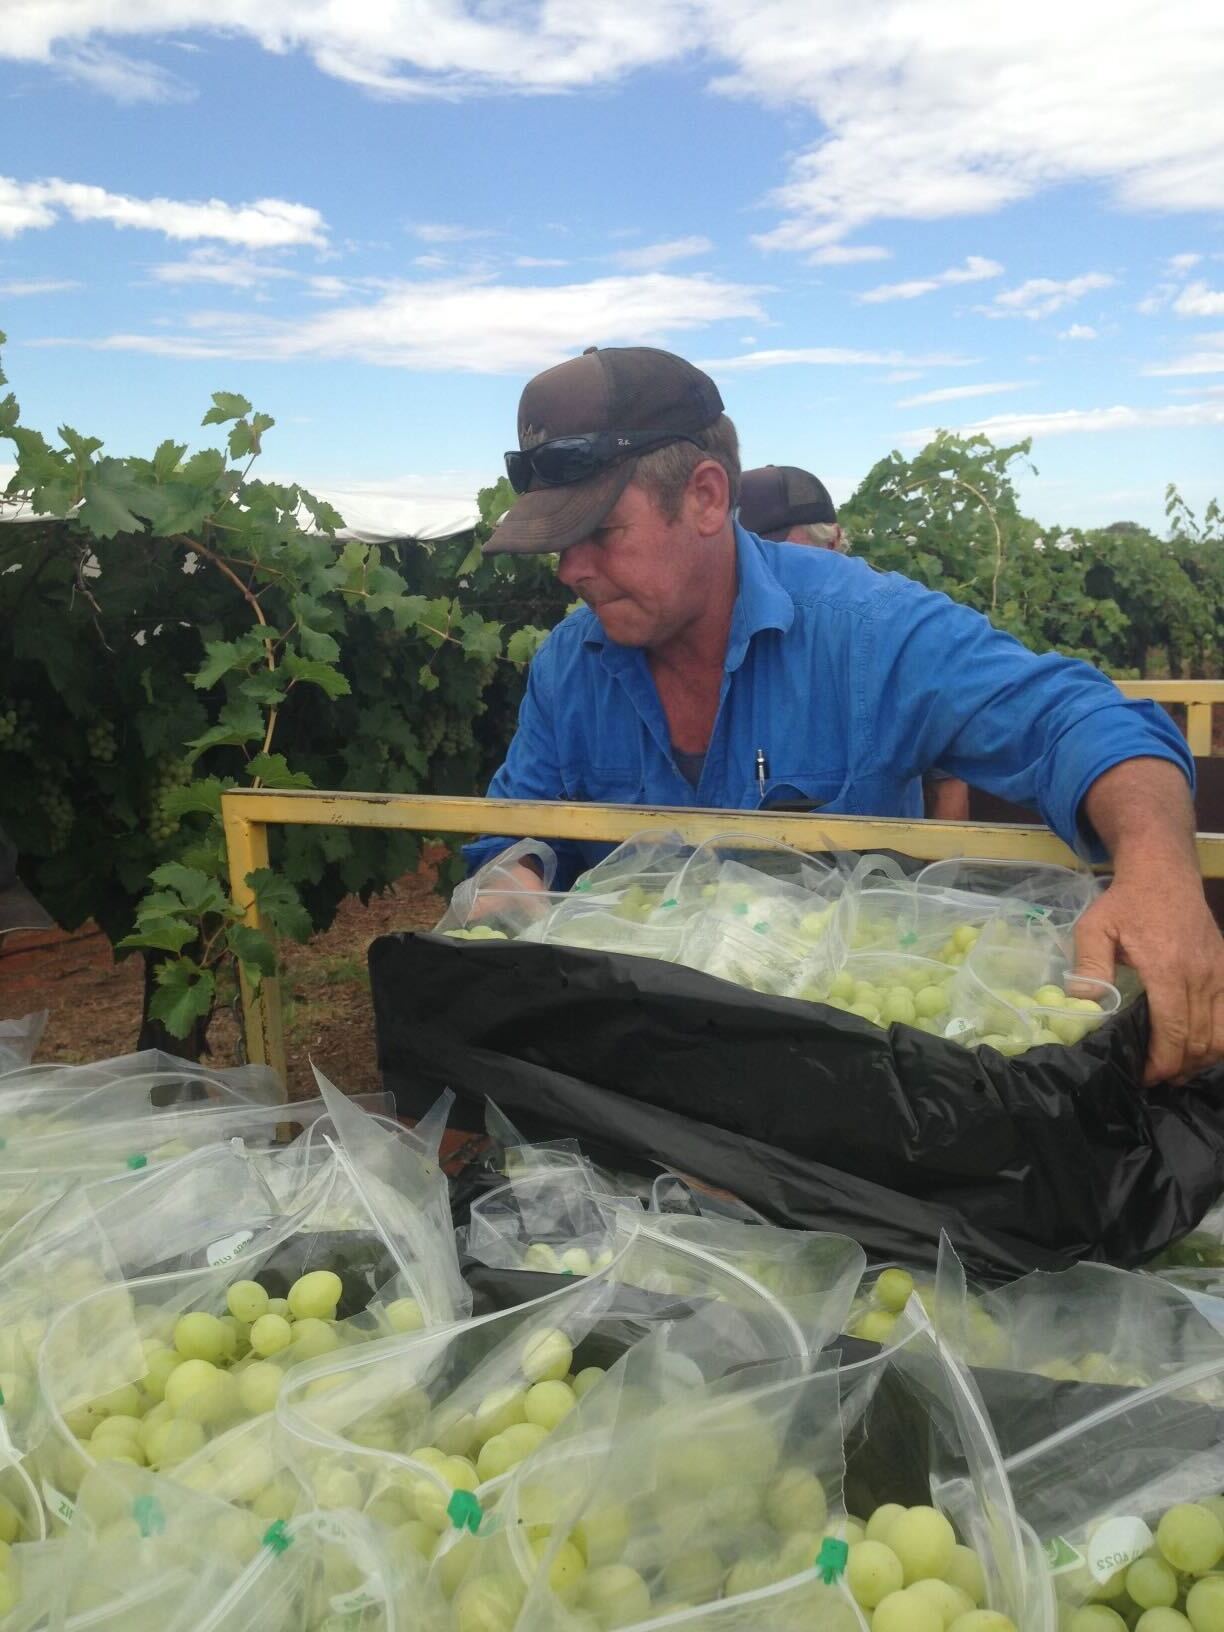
[1082, 757, 1198, 873]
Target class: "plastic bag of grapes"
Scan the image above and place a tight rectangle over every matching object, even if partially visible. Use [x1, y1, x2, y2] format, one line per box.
[33, 1099, 466, 1527]
[796, 950, 957, 1036]
[0, 1065, 286, 1148]
[913, 858, 1101, 934]
[0, 1048, 284, 1109]
[435, 1342, 858, 1632]
[463, 1157, 642, 1278]
[568, 830, 695, 901]
[275, 1216, 827, 1572]
[946, 916, 1122, 1057]
[436, 840, 568, 941]
[0, 1533, 66, 1631]
[533, 896, 695, 963]
[937, 1244, 1224, 1615]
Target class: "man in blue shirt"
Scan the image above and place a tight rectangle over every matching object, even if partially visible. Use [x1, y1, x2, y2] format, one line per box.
[471, 344, 1224, 1085]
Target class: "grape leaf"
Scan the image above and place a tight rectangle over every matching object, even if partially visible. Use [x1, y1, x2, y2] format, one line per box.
[149, 959, 216, 1037]
[507, 625, 548, 664]
[117, 917, 198, 955]
[247, 868, 313, 942]
[226, 923, 277, 980]
[162, 778, 229, 820]
[246, 752, 314, 789]
[149, 862, 230, 916]
[202, 391, 253, 427]
[283, 653, 351, 697]
[78, 459, 154, 539]
[459, 613, 503, 663]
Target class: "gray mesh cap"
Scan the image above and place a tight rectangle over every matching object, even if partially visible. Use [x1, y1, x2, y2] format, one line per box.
[486, 345, 724, 555]
[738, 465, 837, 541]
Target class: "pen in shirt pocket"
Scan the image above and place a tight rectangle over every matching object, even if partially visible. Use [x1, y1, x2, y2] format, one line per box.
[755, 747, 768, 799]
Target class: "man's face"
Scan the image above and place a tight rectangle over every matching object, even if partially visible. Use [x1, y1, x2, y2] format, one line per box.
[555, 480, 711, 649]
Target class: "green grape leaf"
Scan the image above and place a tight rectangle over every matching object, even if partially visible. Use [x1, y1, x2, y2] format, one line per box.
[58, 425, 104, 464]
[247, 868, 313, 942]
[506, 626, 548, 664]
[161, 778, 230, 820]
[228, 420, 256, 460]
[149, 959, 216, 1038]
[297, 625, 340, 663]
[186, 696, 265, 756]
[193, 639, 246, 690]
[458, 614, 503, 663]
[152, 439, 187, 480]
[148, 862, 230, 916]
[246, 752, 314, 789]
[418, 663, 440, 693]
[78, 459, 154, 539]
[226, 923, 277, 980]
[116, 917, 198, 955]
[283, 653, 351, 697]
[202, 391, 253, 427]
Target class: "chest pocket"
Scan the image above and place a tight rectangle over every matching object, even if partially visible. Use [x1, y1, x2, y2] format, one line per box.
[753, 772, 849, 812]
[562, 764, 648, 805]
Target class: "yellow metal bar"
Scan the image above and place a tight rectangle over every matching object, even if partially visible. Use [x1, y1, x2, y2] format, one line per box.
[220, 788, 1224, 1091]
[1186, 702, 1214, 758]
[220, 794, 286, 1085]
[1116, 680, 1222, 757]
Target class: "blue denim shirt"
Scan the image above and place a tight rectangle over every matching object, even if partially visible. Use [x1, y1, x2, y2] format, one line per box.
[465, 524, 1193, 887]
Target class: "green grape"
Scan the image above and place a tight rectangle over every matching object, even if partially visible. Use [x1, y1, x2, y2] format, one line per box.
[474, 1385, 527, 1443]
[866, 1504, 907, 1544]
[476, 1433, 518, 1481]
[266, 1297, 291, 1319]
[395, 1519, 438, 1559]
[289, 1317, 340, 1360]
[874, 1588, 946, 1632]
[1156, 1504, 1224, 1575]
[946, 1617, 1016, 1632]
[1187, 1577, 1224, 1632]
[765, 1467, 827, 1534]
[1127, 1556, 1179, 1610]
[521, 1328, 572, 1384]
[531, 1534, 586, 1595]
[661, 1546, 723, 1605]
[1135, 1612, 1194, 1632]
[877, 1268, 915, 1313]
[524, 1379, 576, 1431]
[846, 1539, 904, 1608]
[92, 1382, 142, 1417]
[146, 1418, 206, 1468]
[287, 1270, 342, 1321]
[888, 1506, 956, 1583]
[237, 1361, 283, 1416]
[173, 1311, 228, 1363]
[385, 1297, 424, 1333]
[915, 984, 950, 1018]
[1070, 1611, 1127, 1632]
[572, 1366, 604, 1401]
[454, 1577, 524, 1632]
[249, 1314, 293, 1356]
[226, 1281, 269, 1324]
[581, 1564, 651, 1630]
[909, 1579, 975, 1626]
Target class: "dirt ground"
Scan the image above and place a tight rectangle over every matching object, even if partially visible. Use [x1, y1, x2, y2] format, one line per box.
[0, 857, 447, 1098]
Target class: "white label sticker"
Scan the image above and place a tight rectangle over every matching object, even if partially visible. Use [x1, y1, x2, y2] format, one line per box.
[206, 1229, 255, 1267]
[310, 1514, 351, 1545]
[943, 1017, 977, 1041]
[42, 1479, 76, 1526]
[1087, 1516, 1154, 1583]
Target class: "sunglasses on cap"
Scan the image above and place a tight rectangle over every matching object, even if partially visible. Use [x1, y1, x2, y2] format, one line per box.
[504, 431, 700, 496]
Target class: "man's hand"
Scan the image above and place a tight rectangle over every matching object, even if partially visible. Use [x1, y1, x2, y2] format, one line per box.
[465, 858, 547, 922]
[1078, 758, 1224, 1085]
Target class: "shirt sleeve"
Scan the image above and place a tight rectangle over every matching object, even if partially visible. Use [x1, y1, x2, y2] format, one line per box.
[862, 577, 1196, 857]
[461, 638, 587, 883]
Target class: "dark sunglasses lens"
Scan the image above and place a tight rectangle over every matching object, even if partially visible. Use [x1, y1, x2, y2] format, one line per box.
[504, 451, 531, 494]
[530, 438, 598, 487]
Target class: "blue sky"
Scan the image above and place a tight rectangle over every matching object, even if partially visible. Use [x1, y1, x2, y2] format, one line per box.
[1, 3, 1222, 536]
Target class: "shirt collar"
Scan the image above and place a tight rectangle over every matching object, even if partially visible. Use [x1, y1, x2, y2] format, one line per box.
[582, 520, 794, 674]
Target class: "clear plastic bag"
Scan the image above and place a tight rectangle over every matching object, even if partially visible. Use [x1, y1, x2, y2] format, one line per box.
[937, 1242, 1224, 1612]
[915, 858, 1102, 931]
[0, 1049, 284, 1108]
[947, 914, 1121, 1055]
[569, 829, 694, 906]
[463, 1156, 640, 1278]
[33, 1095, 467, 1527]
[797, 951, 957, 1036]
[436, 840, 562, 938]
[0, 1012, 47, 1077]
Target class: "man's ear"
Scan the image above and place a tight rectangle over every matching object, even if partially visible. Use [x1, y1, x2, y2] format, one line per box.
[687, 458, 731, 538]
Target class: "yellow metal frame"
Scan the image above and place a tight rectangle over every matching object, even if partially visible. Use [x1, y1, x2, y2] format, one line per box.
[1115, 679, 1222, 758]
[224, 788, 1224, 1086]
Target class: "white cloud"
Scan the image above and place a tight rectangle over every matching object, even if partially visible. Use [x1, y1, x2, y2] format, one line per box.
[50, 42, 192, 103]
[514, 256, 568, 268]
[410, 223, 496, 244]
[1144, 333, 1224, 376]
[700, 346, 976, 372]
[0, 175, 326, 247]
[1173, 281, 1224, 318]
[47, 271, 763, 373]
[150, 249, 296, 287]
[904, 400, 1224, 444]
[612, 235, 713, 271]
[897, 380, 1031, 408]
[1059, 324, 1098, 340]
[1168, 382, 1224, 397]
[882, 369, 922, 382]
[807, 243, 891, 265]
[1166, 252, 1203, 272]
[984, 272, 1115, 319]
[0, 276, 81, 296]
[859, 255, 1003, 303]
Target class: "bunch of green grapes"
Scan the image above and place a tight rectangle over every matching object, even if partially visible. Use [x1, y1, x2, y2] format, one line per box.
[1062, 1500, 1224, 1632]
[0, 701, 35, 755]
[437, 717, 476, 757]
[419, 714, 446, 756]
[148, 755, 190, 844]
[84, 720, 117, 763]
[38, 785, 74, 851]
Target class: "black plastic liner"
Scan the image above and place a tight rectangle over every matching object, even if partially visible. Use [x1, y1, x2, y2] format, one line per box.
[373, 933, 1224, 1281]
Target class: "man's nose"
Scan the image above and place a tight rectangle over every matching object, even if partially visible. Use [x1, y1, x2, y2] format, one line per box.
[556, 542, 594, 587]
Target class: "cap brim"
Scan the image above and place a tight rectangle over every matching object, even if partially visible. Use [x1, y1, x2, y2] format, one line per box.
[483, 460, 636, 555]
